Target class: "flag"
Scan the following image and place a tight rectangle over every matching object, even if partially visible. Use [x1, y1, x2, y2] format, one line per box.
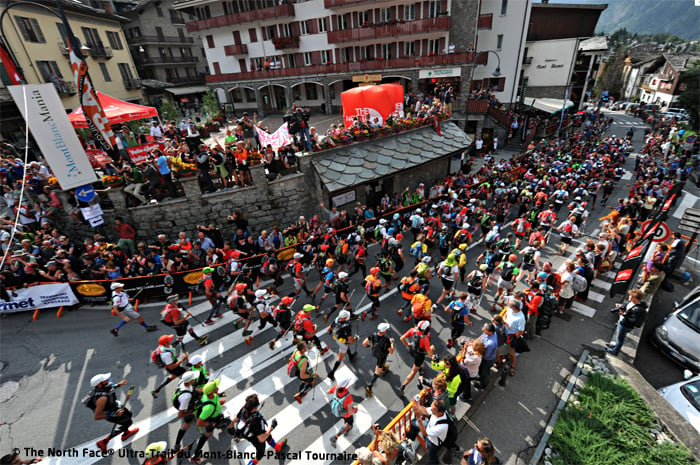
[55, 0, 115, 151]
[0, 39, 22, 85]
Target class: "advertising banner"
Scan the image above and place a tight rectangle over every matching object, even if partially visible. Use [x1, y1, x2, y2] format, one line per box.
[0, 283, 79, 313]
[7, 84, 98, 190]
[127, 141, 165, 165]
[85, 148, 113, 168]
[341, 84, 404, 127]
[255, 123, 292, 151]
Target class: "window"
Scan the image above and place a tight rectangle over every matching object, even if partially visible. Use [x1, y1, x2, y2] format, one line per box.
[428, 1, 440, 18]
[318, 17, 327, 33]
[404, 4, 415, 21]
[358, 11, 368, 26]
[98, 62, 111, 81]
[206, 35, 215, 48]
[169, 9, 185, 24]
[129, 26, 142, 38]
[82, 27, 102, 51]
[342, 47, 351, 62]
[305, 83, 318, 100]
[35, 60, 62, 81]
[320, 50, 330, 64]
[106, 31, 123, 50]
[292, 86, 301, 101]
[337, 14, 349, 30]
[15, 16, 45, 43]
[248, 28, 257, 42]
[212, 62, 221, 74]
[496, 34, 503, 50]
[381, 43, 393, 59]
[281, 23, 291, 37]
[380, 7, 391, 22]
[428, 39, 440, 54]
[300, 20, 309, 35]
[195, 6, 211, 20]
[56, 22, 68, 47]
[117, 63, 134, 81]
[155, 7, 163, 17]
[404, 41, 414, 56]
[500, 0, 508, 15]
[303, 52, 312, 66]
[266, 25, 276, 39]
[244, 88, 255, 102]
[288, 54, 296, 67]
[231, 88, 243, 103]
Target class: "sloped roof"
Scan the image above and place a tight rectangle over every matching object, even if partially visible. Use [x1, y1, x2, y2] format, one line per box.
[312, 121, 469, 193]
[579, 36, 608, 52]
[664, 53, 700, 72]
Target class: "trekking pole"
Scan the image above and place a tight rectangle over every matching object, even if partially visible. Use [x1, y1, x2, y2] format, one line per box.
[311, 348, 321, 401]
[225, 264, 248, 297]
[109, 385, 135, 438]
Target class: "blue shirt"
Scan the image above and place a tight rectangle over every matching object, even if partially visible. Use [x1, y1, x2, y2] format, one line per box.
[198, 237, 215, 251]
[156, 155, 171, 175]
[481, 331, 498, 361]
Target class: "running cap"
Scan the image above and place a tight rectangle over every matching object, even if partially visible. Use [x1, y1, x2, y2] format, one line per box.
[202, 378, 220, 395]
[110, 282, 124, 290]
[378, 322, 390, 333]
[90, 373, 111, 387]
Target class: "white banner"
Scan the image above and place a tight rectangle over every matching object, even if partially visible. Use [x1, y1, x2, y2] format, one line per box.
[7, 84, 97, 190]
[0, 283, 79, 313]
[255, 122, 292, 151]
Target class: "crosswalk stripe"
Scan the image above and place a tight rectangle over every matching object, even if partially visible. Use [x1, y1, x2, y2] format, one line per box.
[621, 172, 632, 180]
[593, 280, 612, 291]
[571, 301, 597, 318]
[672, 191, 699, 219]
[587, 290, 605, 303]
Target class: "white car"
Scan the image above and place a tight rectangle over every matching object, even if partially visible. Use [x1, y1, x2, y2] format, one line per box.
[663, 108, 690, 121]
[657, 371, 700, 434]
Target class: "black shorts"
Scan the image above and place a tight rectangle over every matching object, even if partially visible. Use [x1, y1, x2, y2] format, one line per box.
[375, 353, 388, 369]
[441, 278, 454, 290]
[561, 237, 573, 245]
[411, 351, 426, 368]
[335, 294, 345, 305]
[238, 164, 250, 172]
[172, 323, 188, 337]
[167, 365, 187, 377]
[467, 285, 482, 296]
[323, 287, 332, 295]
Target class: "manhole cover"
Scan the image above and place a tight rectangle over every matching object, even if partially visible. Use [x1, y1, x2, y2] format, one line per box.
[0, 381, 19, 403]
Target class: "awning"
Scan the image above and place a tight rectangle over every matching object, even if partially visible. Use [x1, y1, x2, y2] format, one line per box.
[68, 92, 158, 128]
[522, 97, 575, 114]
[312, 121, 470, 193]
[165, 85, 209, 96]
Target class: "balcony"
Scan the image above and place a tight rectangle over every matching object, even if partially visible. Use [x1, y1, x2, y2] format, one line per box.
[135, 56, 200, 66]
[477, 13, 492, 29]
[57, 42, 69, 56]
[522, 56, 532, 65]
[271, 36, 299, 50]
[224, 43, 249, 55]
[87, 43, 113, 58]
[207, 51, 477, 83]
[324, 0, 394, 7]
[327, 16, 450, 43]
[186, 3, 294, 32]
[128, 35, 194, 45]
[48, 79, 77, 95]
[168, 76, 205, 85]
[123, 78, 142, 90]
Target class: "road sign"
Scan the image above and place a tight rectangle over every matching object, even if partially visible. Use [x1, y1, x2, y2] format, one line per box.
[640, 219, 671, 242]
[75, 184, 95, 202]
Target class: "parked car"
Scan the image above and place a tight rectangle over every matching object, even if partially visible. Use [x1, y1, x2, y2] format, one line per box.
[651, 286, 700, 373]
[663, 108, 690, 121]
[657, 371, 700, 434]
[610, 101, 628, 111]
[625, 103, 640, 114]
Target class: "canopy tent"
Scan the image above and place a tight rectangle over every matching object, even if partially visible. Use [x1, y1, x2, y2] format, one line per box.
[68, 92, 158, 128]
[522, 97, 574, 115]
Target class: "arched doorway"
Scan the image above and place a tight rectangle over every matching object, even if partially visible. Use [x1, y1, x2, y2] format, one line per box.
[258, 84, 286, 112]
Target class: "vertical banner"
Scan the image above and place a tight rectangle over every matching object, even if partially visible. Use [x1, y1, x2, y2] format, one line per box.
[7, 84, 98, 190]
[609, 238, 650, 298]
[55, 0, 115, 152]
[0, 39, 22, 85]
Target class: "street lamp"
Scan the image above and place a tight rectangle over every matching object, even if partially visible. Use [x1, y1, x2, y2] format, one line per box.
[464, 50, 502, 134]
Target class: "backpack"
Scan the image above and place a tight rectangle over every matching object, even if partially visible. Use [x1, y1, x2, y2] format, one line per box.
[261, 256, 277, 276]
[485, 230, 500, 247]
[449, 301, 467, 324]
[371, 332, 391, 359]
[287, 351, 306, 378]
[293, 315, 308, 335]
[82, 387, 109, 411]
[231, 409, 264, 441]
[416, 263, 430, 280]
[397, 440, 417, 465]
[483, 251, 497, 269]
[379, 258, 392, 274]
[469, 272, 483, 288]
[501, 263, 515, 281]
[330, 389, 350, 417]
[171, 385, 195, 410]
[410, 330, 427, 355]
[436, 411, 458, 449]
[410, 243, 423, 260]
[193, 397, 216, 418]
[151, 346, 168, 368]
[571, 273, 587, 293]
[411, 215, 422, 229]
[516, 219, 524, 233]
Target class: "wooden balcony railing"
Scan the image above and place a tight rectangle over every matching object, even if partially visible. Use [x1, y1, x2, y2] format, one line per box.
[128, 35, 194, 45]
[327, 16, 450, 43]
[186, 3, 294, 32]
[477, 13, 493, 29]
[224, 43, 249, 55]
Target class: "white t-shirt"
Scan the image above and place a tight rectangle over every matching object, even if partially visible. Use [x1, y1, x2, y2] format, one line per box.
[159, 347, 176, 366]
[504, 308, 525, 335]
[425, 413, 449, 446]
[176, 381, 193, 411]
[560, 271, 575, 299]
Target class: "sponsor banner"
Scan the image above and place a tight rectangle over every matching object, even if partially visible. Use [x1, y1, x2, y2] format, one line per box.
[7, 84, 98, 190]
[85, 149, 113, 168]
[127, 142, 165, 165]
[418, 67, 461, 79]
[341, 83, 404, 127]
[255, 123, 292, 151]
[0, 283, 79, 313]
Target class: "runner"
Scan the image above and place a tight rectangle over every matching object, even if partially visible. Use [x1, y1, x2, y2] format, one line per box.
[172, 371, 199, 451]
[362, 322, 395, 397]
[327, 376, 357, 447]
[269, 296, 295, 349]
[397, 271, 421, 321]
[444, 292, 472, 348]
[109, 282, 157, 337]
[327, 310, 357, 381]
[190, 378, 230, 464]
[286, 252, 312, 298]
[323, 271, 352, 323]
[293, 304, 329, 354]
[399, 320, 434, 396]
[201, 267, 223, 325]
[151, 334, 189, 399]
[229, 394, 288, 465]
[228, 282, 253, 332]
[86, 373, 139, 453]
[160, 295, 208, 347]
[363, 267, 382, 321]
[245, 289, 278, 346]
[289, 341, 317, 404]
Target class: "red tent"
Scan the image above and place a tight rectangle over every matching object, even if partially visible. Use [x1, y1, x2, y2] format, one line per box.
[68, 92, 158, 128]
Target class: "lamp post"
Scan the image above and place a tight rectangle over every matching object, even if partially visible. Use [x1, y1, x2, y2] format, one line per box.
[464, 50, 502, 136]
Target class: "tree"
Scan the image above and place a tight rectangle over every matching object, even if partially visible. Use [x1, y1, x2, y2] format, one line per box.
[158, 98, 180, 123]
[677, 60, 700, 130]
[201, 89, 220, 122]
[595, 46, 626, 100]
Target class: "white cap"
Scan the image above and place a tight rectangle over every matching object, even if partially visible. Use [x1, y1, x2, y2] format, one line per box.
[337, 376, 352, 389]
[422, 256, 431, 263]
[417, 320, 430, 331]
[378, 322, 390, 333]
[110, 282, 124, 290]
[90, 373, 111, 387]
[189, 355, 203, 365]
[180, 371, 198, 384]
[416, 208, 422, 214]
[293, 252, 303, 259]
[379, 219, 387, 224]
[338, 271, 348, 280]
[255, 289, 267, 299]
[339, 310, 351, 320]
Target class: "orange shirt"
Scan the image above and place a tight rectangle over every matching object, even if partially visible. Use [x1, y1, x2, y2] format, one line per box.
[235, 148, 248, 164]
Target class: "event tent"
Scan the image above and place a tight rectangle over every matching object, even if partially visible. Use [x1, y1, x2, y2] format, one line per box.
[68, 92, 158, 128]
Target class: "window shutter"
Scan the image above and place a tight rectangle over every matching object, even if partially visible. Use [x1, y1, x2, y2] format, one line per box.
[262, 27, 267, 41]
[498, 77, 506, 92]
[312, 51, 321, 65]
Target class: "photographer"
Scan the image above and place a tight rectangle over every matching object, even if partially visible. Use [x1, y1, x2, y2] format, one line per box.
[605, 289, 647, 356]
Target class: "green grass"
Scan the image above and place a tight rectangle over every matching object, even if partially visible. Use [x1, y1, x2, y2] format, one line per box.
[548, 373, 693, 465]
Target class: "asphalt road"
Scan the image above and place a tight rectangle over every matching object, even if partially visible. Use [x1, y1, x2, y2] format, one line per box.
[0, 108, 694, 465]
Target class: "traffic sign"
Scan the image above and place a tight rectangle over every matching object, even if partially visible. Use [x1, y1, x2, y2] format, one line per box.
[75, 184, 95, 202]
[640, 219, 671, 242]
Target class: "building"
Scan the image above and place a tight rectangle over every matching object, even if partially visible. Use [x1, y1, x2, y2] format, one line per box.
[621, 46, 664, 102]
[519, 2, 607, 110]
[638, 53, 700, 109]
[173, 0, 480, 115]
[0, 0, 143, 140]
[113, 0, 209, 108]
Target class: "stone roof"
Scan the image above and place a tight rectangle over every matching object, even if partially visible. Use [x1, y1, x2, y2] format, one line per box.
[312, 121, 469, 194]
[579, 36, 608, 52]
[664, 53, 700, 72]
